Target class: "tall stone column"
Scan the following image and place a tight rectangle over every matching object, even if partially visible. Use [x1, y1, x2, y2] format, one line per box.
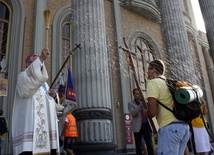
[71, 0, 116, 154]
[202, 47, 214, 139]
[159, 0, 196, 83]
[198, 0, 214, 60]
[203, 47, 214, 98]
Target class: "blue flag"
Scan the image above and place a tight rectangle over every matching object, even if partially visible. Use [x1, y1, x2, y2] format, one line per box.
[65, 68, 76, 103]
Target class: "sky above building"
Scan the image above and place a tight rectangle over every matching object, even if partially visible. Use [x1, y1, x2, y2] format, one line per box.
[191, 0, 206, 32]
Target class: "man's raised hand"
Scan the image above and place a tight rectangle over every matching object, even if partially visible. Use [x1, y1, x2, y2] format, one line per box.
[40, 48, 50, 62]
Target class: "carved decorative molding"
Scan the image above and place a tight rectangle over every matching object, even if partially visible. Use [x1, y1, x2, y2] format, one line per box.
[119, 0, 161, 23]
[74, 109, 113, 120]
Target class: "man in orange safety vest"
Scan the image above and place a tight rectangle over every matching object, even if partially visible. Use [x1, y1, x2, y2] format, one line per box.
[60, 112, 78, 155]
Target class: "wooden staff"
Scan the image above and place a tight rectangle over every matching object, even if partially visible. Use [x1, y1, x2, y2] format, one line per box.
[119, 37, 158, 134]
[50, 44, 81, 89]
[44, 10, 51, 48]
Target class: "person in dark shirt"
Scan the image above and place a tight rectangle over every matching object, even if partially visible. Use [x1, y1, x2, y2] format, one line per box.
[128, 88, 154, 155]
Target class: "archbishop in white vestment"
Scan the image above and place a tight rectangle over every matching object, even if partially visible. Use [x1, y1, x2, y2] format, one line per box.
[12, 55, 60, 155]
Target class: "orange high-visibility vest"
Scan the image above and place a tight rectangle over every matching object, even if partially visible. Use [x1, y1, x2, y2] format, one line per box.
[63, 114, 78, 137]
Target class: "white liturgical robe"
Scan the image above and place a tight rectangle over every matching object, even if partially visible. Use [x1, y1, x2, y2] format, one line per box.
[12, 58, 60, 154]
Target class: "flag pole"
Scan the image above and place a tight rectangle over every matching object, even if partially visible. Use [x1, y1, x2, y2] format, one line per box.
[50, 44, 81, 88]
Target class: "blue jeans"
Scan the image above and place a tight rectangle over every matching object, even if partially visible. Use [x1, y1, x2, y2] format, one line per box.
[157, 122, 190, 155]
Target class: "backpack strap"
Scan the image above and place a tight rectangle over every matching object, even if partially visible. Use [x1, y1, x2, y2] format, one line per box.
[157, 100, 173, 113]
[155, 77, 174, 114]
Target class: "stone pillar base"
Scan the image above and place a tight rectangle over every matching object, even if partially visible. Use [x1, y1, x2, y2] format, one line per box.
[74, 143, 117, 154]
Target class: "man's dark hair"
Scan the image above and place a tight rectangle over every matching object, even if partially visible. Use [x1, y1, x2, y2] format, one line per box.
[58, 85, 65, 92]
[132, 88, 139, 94]
[149, 59, 165, 74]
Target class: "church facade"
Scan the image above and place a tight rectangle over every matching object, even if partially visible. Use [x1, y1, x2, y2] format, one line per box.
[0, 0, 214, 154]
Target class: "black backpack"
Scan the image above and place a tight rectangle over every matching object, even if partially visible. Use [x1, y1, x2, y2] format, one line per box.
[158, 78, 201, 122]
[0, 117, 8, 135]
